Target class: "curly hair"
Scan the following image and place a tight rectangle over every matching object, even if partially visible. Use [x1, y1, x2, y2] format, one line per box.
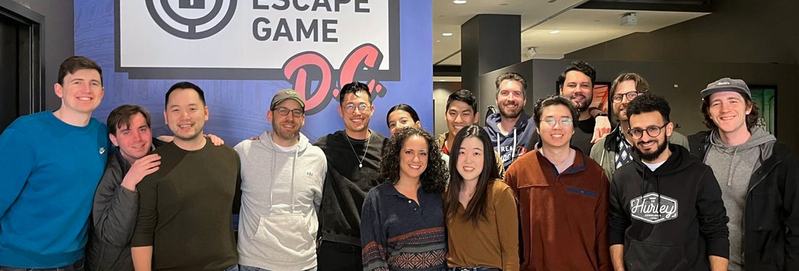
[700, 95, 759, 131]
[379, 127, 448, 194]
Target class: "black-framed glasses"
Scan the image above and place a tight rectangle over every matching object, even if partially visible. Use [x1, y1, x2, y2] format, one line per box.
[627, 123, 669, 139]
[344, 103, 370, 113]
[612, 92, 642, 103]
[274, 107, 304, 117]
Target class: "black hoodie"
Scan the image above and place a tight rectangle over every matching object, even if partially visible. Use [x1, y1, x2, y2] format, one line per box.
[609, 144, 729, 271]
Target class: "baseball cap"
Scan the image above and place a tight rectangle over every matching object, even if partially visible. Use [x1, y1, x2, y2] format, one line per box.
[270, 89, 305, 110]
[700, 77, 752, 100]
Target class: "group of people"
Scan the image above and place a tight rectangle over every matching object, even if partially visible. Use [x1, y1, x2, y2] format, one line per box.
[0, 55, 797, 271]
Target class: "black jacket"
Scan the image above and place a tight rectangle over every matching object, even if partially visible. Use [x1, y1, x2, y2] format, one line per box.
[689, 131, 799, 271]
[609, 144, 729, 271]
[87, 139, 164, 271]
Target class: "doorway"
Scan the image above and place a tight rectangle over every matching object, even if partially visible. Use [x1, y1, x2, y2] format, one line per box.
[0, 0, 44, 133]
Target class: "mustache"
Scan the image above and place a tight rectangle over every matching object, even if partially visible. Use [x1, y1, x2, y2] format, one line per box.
[637, 140, 657, 147]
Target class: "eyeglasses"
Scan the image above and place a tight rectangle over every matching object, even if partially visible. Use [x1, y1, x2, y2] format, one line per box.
[274, 107, 304, 117]
[627, 123, 669, 139]
[612, 92, 642, 103]
[344, 103, 370, 113]
[542, 117, 574, 127]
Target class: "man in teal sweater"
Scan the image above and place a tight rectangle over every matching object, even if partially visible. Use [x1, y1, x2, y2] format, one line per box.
[0, 56, 108, 270]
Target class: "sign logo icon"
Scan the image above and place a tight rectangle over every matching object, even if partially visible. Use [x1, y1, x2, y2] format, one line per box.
[630, 192, 678, 224]
[146, 0, 237, 39]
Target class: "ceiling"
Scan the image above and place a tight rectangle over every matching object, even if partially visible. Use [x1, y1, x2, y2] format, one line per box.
[433, 0, 710, 67]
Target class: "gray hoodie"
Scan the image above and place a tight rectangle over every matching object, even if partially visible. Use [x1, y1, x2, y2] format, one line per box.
[234, 131, 327, 271]
[704, 127, 776, 271]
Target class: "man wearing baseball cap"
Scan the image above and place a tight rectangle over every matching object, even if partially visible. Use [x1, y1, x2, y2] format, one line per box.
[234, 89, 327, 271]
[688, 77, 799, 271]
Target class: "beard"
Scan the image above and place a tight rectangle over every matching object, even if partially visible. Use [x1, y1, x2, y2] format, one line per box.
[570, 92, 592, 112]
[634, 139, 669, 162]
[499, 101, 522, 119]
[272, 119, 301, 142]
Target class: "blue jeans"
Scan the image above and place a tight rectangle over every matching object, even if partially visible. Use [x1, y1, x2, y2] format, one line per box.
[239, 265, 317, 271]
[224, 265, 239, 271]
[0, 258, 85, 271]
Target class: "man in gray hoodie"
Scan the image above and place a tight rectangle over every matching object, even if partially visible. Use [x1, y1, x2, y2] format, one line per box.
[234, 89, 327, 271]
[688, 78, 799, 271]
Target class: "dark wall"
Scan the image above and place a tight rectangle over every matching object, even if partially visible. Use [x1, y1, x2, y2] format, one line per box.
[10, 0, 74, 111]
[568, 0, 799, 65]
[482, 59, 799, 153]
[478, 60, 533, 126]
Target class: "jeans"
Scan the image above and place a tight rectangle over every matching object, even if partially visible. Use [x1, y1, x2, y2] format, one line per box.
[0, 258, 85, 271]
[224, 265, 239, 271]
[240, 265, 317, 271]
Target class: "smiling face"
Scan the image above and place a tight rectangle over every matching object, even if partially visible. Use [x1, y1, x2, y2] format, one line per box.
[399, 135, 429, 181]
[109, 112, 153, 164]
[560, 70, 593, 112]
[445, 100, 478, 136]
[338, 91, 374, 135]
[388, 110, 420, 136]
[707, 91, 752, 135]
[496, 79, 526, 119]
[456, 137, 484, 183]
[629, 111, 673, 162]
[164, 88, 209, 142]
[268, 99, 305, 143]
[537, 104, 575, 149]
[55, 69, 104, 116]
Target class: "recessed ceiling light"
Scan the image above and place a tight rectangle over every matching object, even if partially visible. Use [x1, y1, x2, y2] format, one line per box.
[549, 30, 560, 34]
[442, 32, 453, 37]
[453, 0, 467, 4]
[436, 40, 441, 43]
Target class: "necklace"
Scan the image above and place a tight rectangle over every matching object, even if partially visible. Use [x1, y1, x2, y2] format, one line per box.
[345, 130, 372, 169]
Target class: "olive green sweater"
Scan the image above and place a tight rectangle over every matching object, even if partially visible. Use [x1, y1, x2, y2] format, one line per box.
[131, 140, 241, 271]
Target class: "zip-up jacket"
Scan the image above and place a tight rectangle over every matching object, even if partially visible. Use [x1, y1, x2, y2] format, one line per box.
[484, 111, 537, 170]
[609, 144, 729, 271]
[689, 130, 799, 271]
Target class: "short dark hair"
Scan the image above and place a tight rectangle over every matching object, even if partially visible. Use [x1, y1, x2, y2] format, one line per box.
[700, 93, 759, 131]
[610, 72, 649, 96]
[446, 89, 478, 113]
[626, 93, 670, 123]
[165, 82, 206, 108]
[107, 105, 152, 136]
[495, 72, 527, 99]
[386, 103, 420, 127]
[558, 60, 596, 90]
[533, 95, 578, 128]
[58, 56, 103, 85]
[339, 81, 371, 106]
[379, 127, 448, 194]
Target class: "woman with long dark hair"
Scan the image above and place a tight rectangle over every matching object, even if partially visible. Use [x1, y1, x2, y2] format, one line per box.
[444, 125, 519, 271]
[361, 127, 449, 271]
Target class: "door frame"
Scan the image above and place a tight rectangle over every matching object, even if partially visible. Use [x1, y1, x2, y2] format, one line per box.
[0, 0, 45, 115]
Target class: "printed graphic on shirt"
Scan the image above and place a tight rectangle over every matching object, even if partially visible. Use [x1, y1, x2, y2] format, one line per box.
[630, 192, 678, 224]
[499, 145, 527, 164]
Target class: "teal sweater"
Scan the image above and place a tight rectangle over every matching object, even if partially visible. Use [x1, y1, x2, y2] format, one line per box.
[0, 111, 108, 268]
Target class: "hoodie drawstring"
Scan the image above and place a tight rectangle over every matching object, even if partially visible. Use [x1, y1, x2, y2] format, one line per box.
[290, 147, 297, 213]
[513, 128, 517, 161]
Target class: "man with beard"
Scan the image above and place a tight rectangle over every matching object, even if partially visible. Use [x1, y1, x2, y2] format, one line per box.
[505, 95, 611, 271]
[590, 73, 690, 179]
[131, 82, 241, 271]
[688, 78, 799, 271]
[314, 81, 388, 271]
[609, 93, 729, 271]
[527, 61, 612, 155]
[485, 72, 537, 169]
[235, 89, 326, 271]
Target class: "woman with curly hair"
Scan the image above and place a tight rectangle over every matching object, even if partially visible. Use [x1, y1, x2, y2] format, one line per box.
[444, 125, 519, 271]
[360, 127, 449, 271]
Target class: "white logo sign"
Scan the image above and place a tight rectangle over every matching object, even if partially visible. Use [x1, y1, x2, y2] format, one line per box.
[630, 192, 678, 224]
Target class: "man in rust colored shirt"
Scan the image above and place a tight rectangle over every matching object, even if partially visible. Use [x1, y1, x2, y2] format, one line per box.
[505, 95, 611, 271]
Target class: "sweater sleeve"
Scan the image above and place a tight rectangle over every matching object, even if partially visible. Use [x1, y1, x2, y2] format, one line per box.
[496, 185, 520, 271]
[0, 128, 35, 219]
[608, 171, 630, 246]
[595, 173, 612, 271]
[131, 175, 159, 247]
[696, 167, 730, 259]
[92, 163, 140, 246]
[360, 189, 389, 271]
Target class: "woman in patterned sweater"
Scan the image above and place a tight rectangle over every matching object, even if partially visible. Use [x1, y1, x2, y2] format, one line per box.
[361, 127, 449, 271]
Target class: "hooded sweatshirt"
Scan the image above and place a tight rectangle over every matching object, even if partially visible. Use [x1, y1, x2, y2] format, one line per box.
[484, 110, 537, 169]
[704, 127, 776, 271]
[234, 131, 327, 271]
[609, 144, 729, 271]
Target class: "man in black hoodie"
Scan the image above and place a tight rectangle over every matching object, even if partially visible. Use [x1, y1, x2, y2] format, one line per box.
[609, 93, 729, 271]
